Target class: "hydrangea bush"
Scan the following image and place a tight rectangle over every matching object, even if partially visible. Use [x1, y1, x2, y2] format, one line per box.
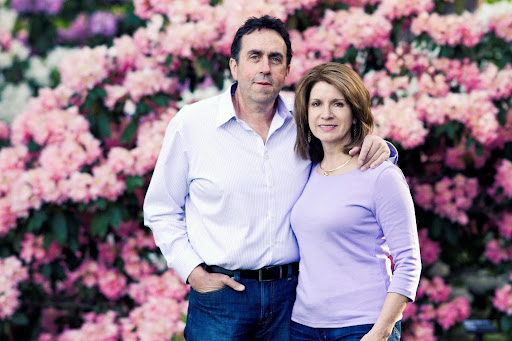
[1, 0, 512, 340]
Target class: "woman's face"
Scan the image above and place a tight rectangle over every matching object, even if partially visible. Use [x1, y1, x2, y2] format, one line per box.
[307, 81, 355, 150]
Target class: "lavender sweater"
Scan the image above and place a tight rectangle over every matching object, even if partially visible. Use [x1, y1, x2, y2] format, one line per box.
[290, 161, 421, 328]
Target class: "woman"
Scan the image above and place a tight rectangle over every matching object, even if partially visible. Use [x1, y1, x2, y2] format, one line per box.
[290, 62, 421, 341]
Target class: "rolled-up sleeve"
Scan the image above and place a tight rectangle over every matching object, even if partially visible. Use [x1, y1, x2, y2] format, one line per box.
[143, 109, 203, 282]
[373, 166, 421, 301]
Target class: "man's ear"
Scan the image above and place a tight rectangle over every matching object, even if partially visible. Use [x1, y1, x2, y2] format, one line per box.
[229, 58, 238, 81]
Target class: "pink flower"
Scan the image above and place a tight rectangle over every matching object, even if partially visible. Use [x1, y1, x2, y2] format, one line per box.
[485, 239, 509, 264]
[123, 68, 175, 101]
[436, 297, 471, 330]
[493, 284, 512, 315]
[498, 212, 512, 240]
[97, 267, 127, 300]
[493, 159, 512, 198]
[489, 12, 512, 42]
[59, 46, 111, 92]
[0, 121, 9, 140]
[418, 229, 440, 265]
[58, 311, 119, 341]
[0, 257, 29, 319]
[418, 277, 451, 303]
[372, 97, 428, 149]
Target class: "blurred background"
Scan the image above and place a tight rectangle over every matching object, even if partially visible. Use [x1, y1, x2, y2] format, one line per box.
[0, 0, 511, 340]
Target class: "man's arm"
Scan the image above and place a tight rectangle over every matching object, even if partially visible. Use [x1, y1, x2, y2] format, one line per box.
[144, 113, 244, 292]
[349, 135, 397, 171]
[143, 114, 204, 282]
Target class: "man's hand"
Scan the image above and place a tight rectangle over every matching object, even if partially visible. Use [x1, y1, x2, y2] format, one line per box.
[349, 135, 390, 172]
[187, 265, 245, 293]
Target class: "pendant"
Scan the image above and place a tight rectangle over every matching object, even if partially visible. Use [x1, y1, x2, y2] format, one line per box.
[323, 172, 329, 176]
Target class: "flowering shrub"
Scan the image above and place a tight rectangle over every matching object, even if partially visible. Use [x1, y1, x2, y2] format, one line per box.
[1, 0, 512, 340]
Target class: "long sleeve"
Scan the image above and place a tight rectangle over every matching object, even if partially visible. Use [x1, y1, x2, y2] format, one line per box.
[143, 111, 203, 282]
[373, 166, 421, 301]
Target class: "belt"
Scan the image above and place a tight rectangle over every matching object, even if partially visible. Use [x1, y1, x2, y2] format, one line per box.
[204, 262, 299, 282]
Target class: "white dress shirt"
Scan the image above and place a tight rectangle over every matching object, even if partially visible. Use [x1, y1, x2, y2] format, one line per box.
[143, 84, 312, 281]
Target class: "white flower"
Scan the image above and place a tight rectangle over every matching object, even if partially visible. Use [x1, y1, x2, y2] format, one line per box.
[476, 1, 512, 28]
[45, 47, 75, 70]
[26, 56, 51, 86]
[0, 83, 32, 122]
[0, 52, 13, 69]
[10, 40, 30, 61]
[0, 8, 17, 32]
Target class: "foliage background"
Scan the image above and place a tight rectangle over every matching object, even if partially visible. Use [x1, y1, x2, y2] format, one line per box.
[1, 0, 512, 340]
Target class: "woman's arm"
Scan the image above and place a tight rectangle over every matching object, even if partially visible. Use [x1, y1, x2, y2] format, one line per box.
[360, 292, 408, 341]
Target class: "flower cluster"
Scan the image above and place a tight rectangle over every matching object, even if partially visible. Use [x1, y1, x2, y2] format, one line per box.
[413, 175, 478, 225]
[493, 284, 512, 315]
[0, 256, 28, 319]
[411, 12, 485, 47]
[404, 276, 471, 339]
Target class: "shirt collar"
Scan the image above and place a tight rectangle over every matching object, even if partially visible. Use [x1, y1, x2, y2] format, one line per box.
[215, 82, 293, 127]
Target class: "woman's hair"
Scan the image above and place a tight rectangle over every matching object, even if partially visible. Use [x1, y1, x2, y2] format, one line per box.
[294, 62, 374, 163]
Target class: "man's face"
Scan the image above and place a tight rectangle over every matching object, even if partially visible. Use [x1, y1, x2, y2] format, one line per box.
[229, 29, 290, 106]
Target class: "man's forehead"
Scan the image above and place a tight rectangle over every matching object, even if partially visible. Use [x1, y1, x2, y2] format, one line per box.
[240, 29, 286, 52]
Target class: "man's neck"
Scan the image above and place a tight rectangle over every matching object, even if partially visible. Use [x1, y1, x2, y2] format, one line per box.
[232, 90, 277, 142]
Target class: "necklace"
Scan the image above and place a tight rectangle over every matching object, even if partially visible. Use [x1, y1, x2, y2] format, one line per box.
[319, 156, 353, 176]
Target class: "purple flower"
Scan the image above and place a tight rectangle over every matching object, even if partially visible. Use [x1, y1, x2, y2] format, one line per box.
[10, 0, 33, 13]
[34, 0, 64, 15]
[11, 0, 63, 15]
[89, 11, 118, 37]
[58, 14, 91, 43]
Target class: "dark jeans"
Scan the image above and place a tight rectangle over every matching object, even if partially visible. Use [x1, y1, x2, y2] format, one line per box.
[290, 320, 401, 341]
[184, 273, 298, 340]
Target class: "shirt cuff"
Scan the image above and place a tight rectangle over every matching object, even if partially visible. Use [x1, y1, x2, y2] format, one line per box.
[386, 140, 398, 164]
[163, 245, 204, 283]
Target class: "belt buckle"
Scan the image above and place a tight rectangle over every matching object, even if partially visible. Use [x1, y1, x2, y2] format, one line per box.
[258, 265, 282, 282]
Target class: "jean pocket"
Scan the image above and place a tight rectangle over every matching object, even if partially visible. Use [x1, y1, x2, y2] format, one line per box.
[192, 285, 229, 297]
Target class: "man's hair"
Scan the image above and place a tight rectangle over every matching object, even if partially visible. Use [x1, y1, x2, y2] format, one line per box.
[294, 62, 374, 163]
[231, 15, 292, 66]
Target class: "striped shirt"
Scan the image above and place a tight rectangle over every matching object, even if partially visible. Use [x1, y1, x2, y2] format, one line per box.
[143, 83, 312, 281]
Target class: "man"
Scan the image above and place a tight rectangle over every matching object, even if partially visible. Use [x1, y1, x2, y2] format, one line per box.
[144, 16, 393, 340]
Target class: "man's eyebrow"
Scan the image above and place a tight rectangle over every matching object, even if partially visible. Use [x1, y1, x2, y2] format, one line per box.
[247, 49, 263, 56]
[268, 52, 284, 59]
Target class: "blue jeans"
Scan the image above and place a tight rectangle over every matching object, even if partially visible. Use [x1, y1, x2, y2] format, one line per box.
[290, 320, 401, 341]
[184, 273, 298, 340]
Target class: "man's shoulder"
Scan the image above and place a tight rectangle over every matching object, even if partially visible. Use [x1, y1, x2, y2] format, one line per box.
[175, 92, 224, 123]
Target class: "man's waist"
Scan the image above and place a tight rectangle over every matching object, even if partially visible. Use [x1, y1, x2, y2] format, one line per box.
[204, 262, 299, 282]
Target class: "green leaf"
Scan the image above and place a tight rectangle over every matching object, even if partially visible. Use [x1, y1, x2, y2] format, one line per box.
[120, 120, 138, 143]
[126, 175, 144, 192]
[91, 211, 109, 237]
[11, 312, 29, 326]
[51, 212, 68, 246]
[109, 205, 123, 229]
[152, 94, 172, 107]
[97, 112, 112, 139]
[95, 198, 108, 210]
[474, 141, 483, 157]
[27, 210, 47, 232]
[501, 315, 512, 332]
[135, 102, 153, 116]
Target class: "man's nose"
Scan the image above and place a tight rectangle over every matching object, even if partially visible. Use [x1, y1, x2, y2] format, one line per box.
[260, 57, 271, 74]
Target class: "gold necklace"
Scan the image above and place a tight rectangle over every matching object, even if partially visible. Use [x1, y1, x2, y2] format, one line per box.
[319, 156, 353, 176]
